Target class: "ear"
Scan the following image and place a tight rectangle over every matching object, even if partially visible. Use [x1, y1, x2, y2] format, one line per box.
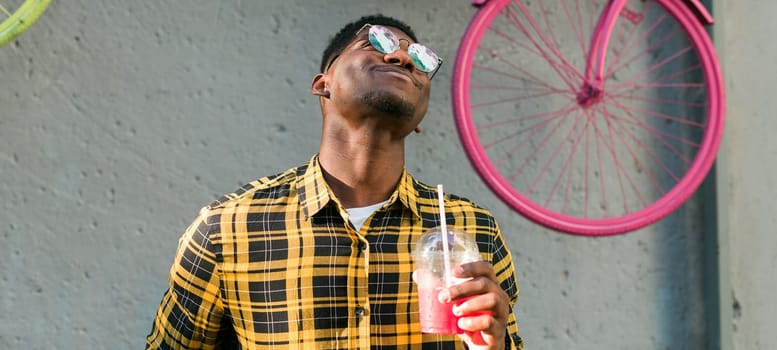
[311, 73, 330, 98]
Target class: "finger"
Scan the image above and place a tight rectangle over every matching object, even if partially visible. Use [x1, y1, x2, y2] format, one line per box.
[458, 330, 488, 347]
[458, 315, 498, 332]
[457, 313, 500, 333]
[452, 292, 505, 320]
[455, 261, 497, 281]
[447, 276, 507, 305]
[448, 276, 492, 299]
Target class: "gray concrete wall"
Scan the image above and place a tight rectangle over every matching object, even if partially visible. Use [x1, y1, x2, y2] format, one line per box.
[0, 0, 770, 349]
[717, 0, 777, 349]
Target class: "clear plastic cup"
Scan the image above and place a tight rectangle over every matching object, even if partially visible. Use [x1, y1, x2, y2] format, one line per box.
[412, 227, 481, 334]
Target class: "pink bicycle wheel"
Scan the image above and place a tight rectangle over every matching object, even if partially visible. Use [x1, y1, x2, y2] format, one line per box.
[452, 0, 725, 235]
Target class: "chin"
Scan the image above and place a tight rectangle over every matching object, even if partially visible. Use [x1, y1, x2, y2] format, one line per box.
[360, 90, 416, 118]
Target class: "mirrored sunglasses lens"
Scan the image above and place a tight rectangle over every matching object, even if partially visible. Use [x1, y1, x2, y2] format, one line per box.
[368, 26, 399, 54]
[408, 44, 439, 73]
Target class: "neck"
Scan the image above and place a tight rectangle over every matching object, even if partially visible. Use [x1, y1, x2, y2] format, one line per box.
[318, 124, 406, 208]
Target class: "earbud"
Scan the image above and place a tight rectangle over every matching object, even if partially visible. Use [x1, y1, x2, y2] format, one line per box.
[313, 88, 330, 98]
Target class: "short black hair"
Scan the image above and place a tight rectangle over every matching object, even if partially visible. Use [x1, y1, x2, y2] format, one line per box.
[320, 14, 418, 73]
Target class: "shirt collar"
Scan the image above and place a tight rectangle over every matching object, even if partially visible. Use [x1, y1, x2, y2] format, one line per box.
[296, 154, 423, 220]
[296, 155, 333, 220]
[392, 167, 423, 220]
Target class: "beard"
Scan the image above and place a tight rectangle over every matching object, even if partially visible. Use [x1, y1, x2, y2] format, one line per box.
[360, 90, 415, 119]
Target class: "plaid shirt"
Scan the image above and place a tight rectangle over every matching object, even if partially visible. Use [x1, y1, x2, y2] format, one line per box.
[146, 155, 522, 349]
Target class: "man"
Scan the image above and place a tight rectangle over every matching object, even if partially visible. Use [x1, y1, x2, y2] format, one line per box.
[146, 14, 523, 349]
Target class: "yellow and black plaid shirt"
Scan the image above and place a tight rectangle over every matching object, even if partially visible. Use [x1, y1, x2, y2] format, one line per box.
[146, 155, 522, 349]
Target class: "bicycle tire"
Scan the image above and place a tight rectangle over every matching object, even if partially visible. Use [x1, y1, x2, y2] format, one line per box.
[0, 0, 52, 47]
[452, 0, 724, 235]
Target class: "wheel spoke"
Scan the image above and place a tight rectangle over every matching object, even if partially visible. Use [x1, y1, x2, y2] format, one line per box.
[537, 0, 586, 85]
[609, 88, 705, 109]
[590, 111, 612, 216]
[605, 97, 696, 165]
[539, 110, 589, 209]
[595, 104, 650, 210]
[505, 1, 583, 89]
[500, 106, 574, 182]
[604, 100, 704, 131]
[610, 61, 705, 93]
[610, 44, 694, 91]
[0, 5, 13, 18]
[483, 104, 578, 157]
[559, 0, 590, 60]
[473, 49, 572, 93]
[472, 90, 570, 110]
[608, 107, 683, 183]
[602, 103, 668, 198]
[606, 11, 670, 79]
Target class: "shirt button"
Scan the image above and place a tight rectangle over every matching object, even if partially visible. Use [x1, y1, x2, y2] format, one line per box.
[359, 242, 367, 252]
[355, 306, 365, 317]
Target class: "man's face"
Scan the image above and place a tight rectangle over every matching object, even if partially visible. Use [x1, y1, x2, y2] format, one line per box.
[324, 26, 432, 134]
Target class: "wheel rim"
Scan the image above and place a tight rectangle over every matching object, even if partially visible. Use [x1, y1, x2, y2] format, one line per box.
[0, 0, 53, 47]
[452, 0, 724, 235]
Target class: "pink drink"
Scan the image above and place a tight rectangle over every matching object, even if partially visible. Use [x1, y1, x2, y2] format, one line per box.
[412, 227, 481, 335]
[417, 287, 460, 334]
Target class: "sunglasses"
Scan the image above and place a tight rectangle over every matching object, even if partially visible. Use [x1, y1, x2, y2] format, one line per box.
[327, 24, 443, 80]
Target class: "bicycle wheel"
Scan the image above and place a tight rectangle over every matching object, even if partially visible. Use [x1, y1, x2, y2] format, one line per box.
[0, 0, 52, 47]
[452, 0, 724, 235]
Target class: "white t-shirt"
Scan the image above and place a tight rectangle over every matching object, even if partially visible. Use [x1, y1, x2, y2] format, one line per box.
[345, 200, 388, 231]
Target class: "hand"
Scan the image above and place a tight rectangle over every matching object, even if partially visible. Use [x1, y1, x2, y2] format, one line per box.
[438, 261, 509, 350]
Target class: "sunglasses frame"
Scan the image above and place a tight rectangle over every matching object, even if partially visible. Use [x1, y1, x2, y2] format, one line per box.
[326, 24, 444, 80]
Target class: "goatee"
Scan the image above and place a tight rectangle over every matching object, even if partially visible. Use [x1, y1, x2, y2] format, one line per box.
[360, 91, 415, 118]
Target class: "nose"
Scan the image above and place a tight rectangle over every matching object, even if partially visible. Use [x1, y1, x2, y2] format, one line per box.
[383, 40, 416, 73]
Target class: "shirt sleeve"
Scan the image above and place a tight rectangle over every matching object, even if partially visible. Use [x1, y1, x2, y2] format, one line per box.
[490, 221, 524, 350]
[146, 209, 227, 350]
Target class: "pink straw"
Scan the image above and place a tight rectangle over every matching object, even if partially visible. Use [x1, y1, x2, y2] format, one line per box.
[436, 184, 452, 287]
